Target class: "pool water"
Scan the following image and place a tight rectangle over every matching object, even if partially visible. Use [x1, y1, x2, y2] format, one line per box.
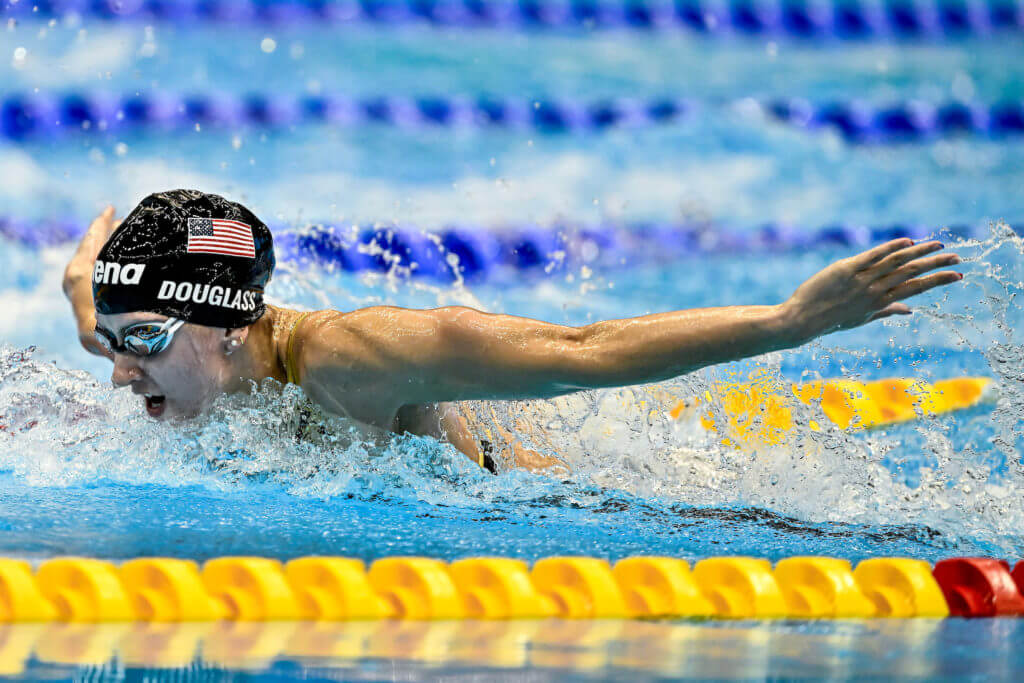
[1, 11, 1024, 680]
[2, 231, 1022, 563]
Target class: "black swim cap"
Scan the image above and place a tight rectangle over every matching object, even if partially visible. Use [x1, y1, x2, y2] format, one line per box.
[92, 189, 275, 328]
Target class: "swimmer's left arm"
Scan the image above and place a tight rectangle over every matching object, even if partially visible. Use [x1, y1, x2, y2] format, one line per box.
[297, 240, 962, 407]
[299, 302, 791, 407]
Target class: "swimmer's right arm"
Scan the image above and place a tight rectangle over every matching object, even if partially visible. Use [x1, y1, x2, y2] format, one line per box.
[62, 207, 118, 359]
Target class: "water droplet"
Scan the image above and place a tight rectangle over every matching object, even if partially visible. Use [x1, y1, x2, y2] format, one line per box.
[11, 46, 27, 70]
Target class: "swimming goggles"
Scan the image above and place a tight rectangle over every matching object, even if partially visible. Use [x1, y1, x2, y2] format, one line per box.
[94, 318, 185, 357]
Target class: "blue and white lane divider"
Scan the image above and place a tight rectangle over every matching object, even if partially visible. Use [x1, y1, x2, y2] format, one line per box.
[1, 216, 1010, 281]
[3, 92, 1023, 143]
[2, 92, 694, 137]
[766, 98, 1024, 144]
[2, 0, 1021, 40]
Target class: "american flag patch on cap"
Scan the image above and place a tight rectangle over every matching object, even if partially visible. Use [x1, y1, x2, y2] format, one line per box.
[187, 217, 256, 258]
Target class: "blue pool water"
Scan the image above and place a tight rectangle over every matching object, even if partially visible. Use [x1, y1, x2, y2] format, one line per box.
[2, 11, 1024, 680]
[2, 230, 1022, 563]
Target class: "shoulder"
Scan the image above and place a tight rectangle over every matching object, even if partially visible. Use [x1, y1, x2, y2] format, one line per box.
[290, 305, 488, 382]
[289, 307, 446, 421]
[300, 306, 477, 352]
[288, 306, 416, 381]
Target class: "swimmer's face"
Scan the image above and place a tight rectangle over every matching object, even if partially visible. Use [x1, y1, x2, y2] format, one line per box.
[95, 311, 238, 420]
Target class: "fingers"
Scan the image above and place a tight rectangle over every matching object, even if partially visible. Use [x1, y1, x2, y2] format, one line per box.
[79, 206, 117, 252]
[84, 206, 114, 239]
[870, 240, 946, 276]
[90, 205, 114, 227]
[878, 251, 962, 289]
[884, 271, 964, 304]
[852, 238, 915, 270]
[867, 303, 912, 323]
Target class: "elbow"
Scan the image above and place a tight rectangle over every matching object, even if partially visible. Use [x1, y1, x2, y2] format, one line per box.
[557, 323, 688, 389]
[553, 324, 616, 389]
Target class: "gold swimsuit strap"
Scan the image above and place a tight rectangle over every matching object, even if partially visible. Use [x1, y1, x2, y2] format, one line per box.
[285, 312, 313, 385]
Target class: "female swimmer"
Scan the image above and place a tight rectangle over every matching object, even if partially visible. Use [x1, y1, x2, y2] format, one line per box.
[63, 190, 964, 470]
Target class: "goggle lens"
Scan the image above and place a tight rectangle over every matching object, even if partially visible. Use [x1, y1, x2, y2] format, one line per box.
[124, 338, 158, 356]
[93, 318, 182, 358]
[94, 328, 116, 354]
[125, 323, 166, 340]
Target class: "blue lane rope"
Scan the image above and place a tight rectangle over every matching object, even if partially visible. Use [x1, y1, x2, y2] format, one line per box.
[1, 92, 694, 138]
[1, 216, 1011, 281]
[2, 92, 1022, 143]
[766, 97, 1024, 143]
[2, 0, 1021, 40]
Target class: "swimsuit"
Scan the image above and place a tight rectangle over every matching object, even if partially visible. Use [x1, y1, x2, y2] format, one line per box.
[478, 441, 498, 473]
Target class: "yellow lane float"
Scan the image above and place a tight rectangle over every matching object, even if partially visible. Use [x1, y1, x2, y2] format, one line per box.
[669, 375, 992, 447]
[0, 554, 962, 623]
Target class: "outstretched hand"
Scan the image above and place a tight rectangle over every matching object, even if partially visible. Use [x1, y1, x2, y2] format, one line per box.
[782, 239, 963, 342]
[63, 206, 119, 289]
[62, 206, 120, 358]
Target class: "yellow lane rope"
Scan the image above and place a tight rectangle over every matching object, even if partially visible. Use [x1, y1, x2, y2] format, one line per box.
[0, 555, 955, 623]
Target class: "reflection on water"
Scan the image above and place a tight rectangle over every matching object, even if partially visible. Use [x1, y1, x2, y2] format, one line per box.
[1, 618, 1022, 680]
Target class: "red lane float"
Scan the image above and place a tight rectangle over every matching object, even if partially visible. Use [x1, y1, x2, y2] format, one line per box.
[932, 558, 1024, 617]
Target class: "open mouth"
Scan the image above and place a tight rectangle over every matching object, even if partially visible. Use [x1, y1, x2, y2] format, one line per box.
[144, 395, 167, 418]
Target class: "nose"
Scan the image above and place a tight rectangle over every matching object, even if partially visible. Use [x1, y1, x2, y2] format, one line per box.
[110, 352, 143, 387]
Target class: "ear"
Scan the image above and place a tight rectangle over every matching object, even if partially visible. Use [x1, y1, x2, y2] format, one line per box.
[222, 326, 249, 355]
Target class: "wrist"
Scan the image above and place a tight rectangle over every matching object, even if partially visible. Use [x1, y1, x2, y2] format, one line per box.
[62, 263, 91, 296]
[772, 299, 816, 348]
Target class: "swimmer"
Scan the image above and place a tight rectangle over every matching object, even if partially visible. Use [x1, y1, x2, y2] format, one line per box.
[63, 190, 964, 472]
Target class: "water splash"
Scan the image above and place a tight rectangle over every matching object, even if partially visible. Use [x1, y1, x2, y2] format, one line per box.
[0, 223, 1020, 559]
[463, 222, 1024, 552]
